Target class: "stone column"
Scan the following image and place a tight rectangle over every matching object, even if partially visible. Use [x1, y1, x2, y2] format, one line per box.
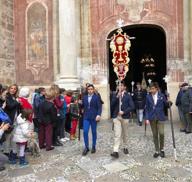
[79, 0, 93, 84]
[190, 0, 192, 62]
[52, 0, 59, 79]
[183, 0, 191, 63]
[56, 0, 79, 89]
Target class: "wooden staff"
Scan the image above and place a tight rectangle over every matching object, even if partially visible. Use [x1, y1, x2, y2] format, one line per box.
[78, 116, 81, 141]
[144, 121, 147, 136]
[118, 79, 122, 113]
[145, 79, 152, 136]
[164, 75, 177, 161]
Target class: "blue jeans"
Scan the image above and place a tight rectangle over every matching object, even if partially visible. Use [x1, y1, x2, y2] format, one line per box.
[136, 109, 144, 123]
[83, 119, 97, 149]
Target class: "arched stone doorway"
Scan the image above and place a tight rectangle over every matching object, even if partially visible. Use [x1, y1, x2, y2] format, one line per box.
[107, 24, 167, 92]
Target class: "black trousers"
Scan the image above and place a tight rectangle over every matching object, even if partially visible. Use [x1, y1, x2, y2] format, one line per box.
[59, 118, 66, 138]
[52, 118, 60, 143]
[65, 113, 71, 133]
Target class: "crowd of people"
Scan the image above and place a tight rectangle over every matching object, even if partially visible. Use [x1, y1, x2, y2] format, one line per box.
[0, 83, 103, 171]
[0, 81, 190, 172]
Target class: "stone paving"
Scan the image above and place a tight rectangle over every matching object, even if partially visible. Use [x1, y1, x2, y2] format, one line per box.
[1, 120, 192, 182]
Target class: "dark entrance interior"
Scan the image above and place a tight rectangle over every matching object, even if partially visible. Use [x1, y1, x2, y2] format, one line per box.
[107, 24, 167, 92]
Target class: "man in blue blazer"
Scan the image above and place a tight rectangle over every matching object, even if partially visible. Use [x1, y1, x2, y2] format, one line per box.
[82, 84, 102, 156]
[111, 82, 135, 158]
[145, 82, 171, 158]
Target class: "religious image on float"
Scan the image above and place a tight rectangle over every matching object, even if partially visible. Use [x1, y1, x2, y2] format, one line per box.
[27, 3, 48, 62]
[140, 54, 156, 83]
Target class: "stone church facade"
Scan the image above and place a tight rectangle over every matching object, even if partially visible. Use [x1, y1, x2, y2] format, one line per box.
[0, 0, 192, 119]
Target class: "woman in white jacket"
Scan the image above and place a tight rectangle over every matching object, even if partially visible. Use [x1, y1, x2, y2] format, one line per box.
[12, 109, 34, 166]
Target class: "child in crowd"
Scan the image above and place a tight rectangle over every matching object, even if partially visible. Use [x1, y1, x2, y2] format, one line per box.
[54, 88, 68, 142]
[33, 87, 46, 131]
[69, 96, 80, 140]
[18, 87, 33, 122]
[12, 109, 34, 166]
[65, 90, 74, 133]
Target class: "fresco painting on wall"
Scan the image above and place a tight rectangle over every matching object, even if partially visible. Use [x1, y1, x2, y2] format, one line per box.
[28, 22, 46, 61]
[26, 2, 49, 81]
[117, 0, 151, 21]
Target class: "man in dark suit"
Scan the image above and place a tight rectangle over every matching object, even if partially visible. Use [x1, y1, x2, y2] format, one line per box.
[175, 83, 185, 132]
[111, 82, 135, 158]
[82, 84, 102, 156]
[133, 82, 147, 126]
[180, 83, 192, 134]
[145, 82, 171, 158]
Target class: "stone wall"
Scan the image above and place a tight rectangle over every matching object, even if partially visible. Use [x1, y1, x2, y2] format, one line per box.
[90, 0, 184, 84]
[0, 0, 15, 85]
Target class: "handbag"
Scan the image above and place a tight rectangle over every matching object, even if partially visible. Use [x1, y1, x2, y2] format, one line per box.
[0, 108, 11, 124]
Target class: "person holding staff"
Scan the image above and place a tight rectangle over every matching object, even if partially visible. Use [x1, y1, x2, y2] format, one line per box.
[111, 81, 134, 158]
[145, 82, 171, 158]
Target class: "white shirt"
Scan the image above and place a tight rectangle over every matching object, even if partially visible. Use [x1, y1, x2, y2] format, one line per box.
[121, 91, 125, 98]
[88, 94, 93, 103]
[152, 92, 158, 105]
[88, 94, 93, 108]
[0, 129, 4, 139]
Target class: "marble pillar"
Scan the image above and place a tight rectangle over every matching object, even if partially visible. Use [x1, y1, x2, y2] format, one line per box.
[56, 0, 80, 90]
[52, 0, 59, 79]
[79, 0, 93, 84]
[190, 0, 192, 62]
[183, 0, 191, 63]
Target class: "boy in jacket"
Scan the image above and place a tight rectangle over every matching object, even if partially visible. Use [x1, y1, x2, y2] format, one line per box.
[69, 96, 80, 140]
[82, 84, 102, 156]
[145, 82, 171, 158]
[111, 82, 135, 158]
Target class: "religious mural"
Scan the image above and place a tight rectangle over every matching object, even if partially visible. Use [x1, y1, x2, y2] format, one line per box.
[14, 0, 53, 85]
[26, 2, 49, 81]
[27, 3, 47, 61]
